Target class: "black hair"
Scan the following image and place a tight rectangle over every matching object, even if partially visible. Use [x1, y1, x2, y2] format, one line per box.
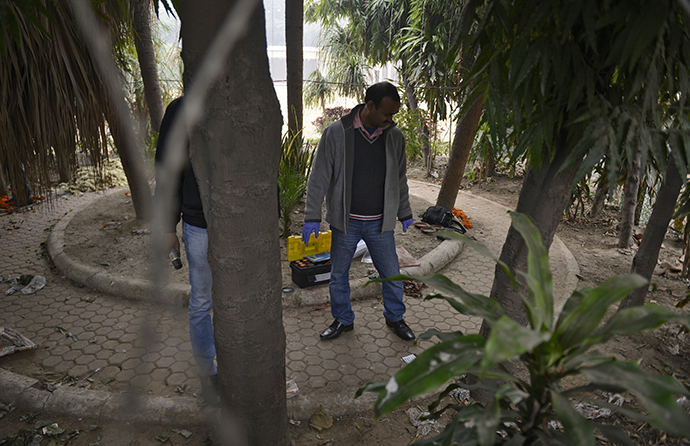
[364, 82, 400, 108]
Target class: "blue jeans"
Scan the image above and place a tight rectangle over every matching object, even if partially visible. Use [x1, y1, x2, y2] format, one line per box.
[329, 219, 406, 325]
[182, 222, 217, 377]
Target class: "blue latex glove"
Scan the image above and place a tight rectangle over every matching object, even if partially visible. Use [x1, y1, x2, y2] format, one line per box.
[302, 222, 320, 245]
[401, 217, 414, 233]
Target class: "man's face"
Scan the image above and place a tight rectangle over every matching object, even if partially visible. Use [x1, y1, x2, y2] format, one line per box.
[361, 96, 401, 128]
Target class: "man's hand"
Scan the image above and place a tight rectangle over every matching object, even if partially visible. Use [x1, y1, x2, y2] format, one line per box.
[401, 218, 414, 233]
[302, 222, 320, 245]
[165, 233, 180, 254]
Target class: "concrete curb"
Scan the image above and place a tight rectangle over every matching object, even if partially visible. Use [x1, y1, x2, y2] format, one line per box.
[46, 188, 191, 306]
[47, 190, 463, 309]
[0, 368, 213, 426]
[0, 368, 422, 425]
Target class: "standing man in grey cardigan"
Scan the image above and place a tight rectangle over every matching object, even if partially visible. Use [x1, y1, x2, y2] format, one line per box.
[302, 82, 415, 341]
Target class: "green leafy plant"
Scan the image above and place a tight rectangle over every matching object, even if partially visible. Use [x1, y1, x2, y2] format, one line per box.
[358, 212, 690, 445]
[393, 107, 425, 161]
[304, 68, 335, 112]
[279, 129, 314, 237]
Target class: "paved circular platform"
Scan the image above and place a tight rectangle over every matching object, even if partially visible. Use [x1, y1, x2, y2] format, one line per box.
[0, 180, 578, 424]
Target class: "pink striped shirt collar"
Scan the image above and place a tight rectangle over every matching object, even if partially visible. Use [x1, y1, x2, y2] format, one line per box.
[354, 107, 391, 143]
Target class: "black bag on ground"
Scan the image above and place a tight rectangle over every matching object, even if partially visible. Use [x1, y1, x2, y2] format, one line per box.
[421, 205, 467, 233]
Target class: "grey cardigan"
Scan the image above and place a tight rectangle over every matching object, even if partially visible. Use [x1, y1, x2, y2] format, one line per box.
[304, 104, 412, 233]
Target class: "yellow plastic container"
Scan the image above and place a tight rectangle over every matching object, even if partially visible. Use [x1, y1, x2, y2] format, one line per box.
[287, 230, 332, 261]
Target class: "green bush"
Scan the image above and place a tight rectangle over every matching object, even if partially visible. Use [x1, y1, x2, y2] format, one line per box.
[358, 212, 690, 445]
[395, 108, 448, 160]
[395, 107, 426, 160]
[279, 129, 314, 237]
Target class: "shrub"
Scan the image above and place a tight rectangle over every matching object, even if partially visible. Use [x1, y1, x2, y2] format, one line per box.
[279, 129, 314, 237]
[312, 107, 350, 134]
[358, 212, 690, 445]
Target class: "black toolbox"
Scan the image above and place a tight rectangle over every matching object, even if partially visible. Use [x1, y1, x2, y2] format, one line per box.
[290, 258, 332, 288]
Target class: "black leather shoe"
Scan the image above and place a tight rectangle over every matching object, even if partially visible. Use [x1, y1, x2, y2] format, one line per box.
[320, 320, 353, 340]
[386, 318, 415, 341]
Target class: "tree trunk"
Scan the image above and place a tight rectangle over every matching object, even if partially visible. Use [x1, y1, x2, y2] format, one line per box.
[618, 156, 683, 310]
[56, 153, 73, 183]
[56, 125, 77, 183]
[0, 162, 8, 197]
[104, 100, 152, 220]
[485, 140, 496, 178]
[467, 138, 580, 405]
[480, 133, 581, 333]
[589, 164, 608, 219]
[471, 141, 580, 405]
[682, 220, 690, 279]
[132, 0, 165, 133]
[436, 91, 484, 210]
[618, 142, 642, 248]
[286, 0, 303, 139]
[634, 179, 647, 225]
[179, 1, 289, 445]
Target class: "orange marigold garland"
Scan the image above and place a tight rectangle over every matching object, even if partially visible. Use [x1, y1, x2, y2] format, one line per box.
[452, 207, 472, 229]
[0, 195, 45, 212]
[0, 195, 15, 211]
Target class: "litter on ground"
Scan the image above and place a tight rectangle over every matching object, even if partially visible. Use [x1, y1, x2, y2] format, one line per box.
[0, 327, 38, 357]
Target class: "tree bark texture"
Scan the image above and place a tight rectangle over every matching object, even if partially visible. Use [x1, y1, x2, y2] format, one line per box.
[285, 0, 303, 137]
[436, 91, 485, 210]
[132, 0, 165, 133]
[480, 134, 581, 336]
[618, 156, 683, 311]
[618, 142, 642, 248]
[104, 99, 152, 220]
[179, 1, 289, 445]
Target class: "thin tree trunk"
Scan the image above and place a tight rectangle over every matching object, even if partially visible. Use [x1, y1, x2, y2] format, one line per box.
[133, 0, 165, 133]
[634, 179, 647, 225]
[286, 0, 303, 139]
[436, 91, 484, 210]
[682, 220, 690, 279]
[618, 157, 683, 310]
[180, 1, 289, 444]
[104, 100, 152, 220]
[589, 165, 608, 219]
[485, 140, 496, 178]
[618, 142, 642, 248]
[56, 125, 77, 183]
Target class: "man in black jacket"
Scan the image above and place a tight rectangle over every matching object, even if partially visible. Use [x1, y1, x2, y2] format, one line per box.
[155, 96, 219, 406]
